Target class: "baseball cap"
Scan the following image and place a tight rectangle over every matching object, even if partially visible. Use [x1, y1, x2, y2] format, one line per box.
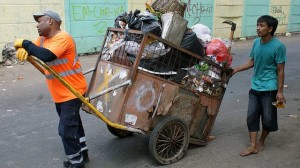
[33, 10, 61, 23]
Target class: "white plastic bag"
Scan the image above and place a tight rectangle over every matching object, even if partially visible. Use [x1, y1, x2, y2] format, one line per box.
[191, 24, 211, 36]
[191, 24, 212, 46]
[125, 41, 170, 59]
[101, 39, 125, 60]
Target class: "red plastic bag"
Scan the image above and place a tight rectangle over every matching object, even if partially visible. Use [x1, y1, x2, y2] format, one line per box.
[206, 39, 232, 66]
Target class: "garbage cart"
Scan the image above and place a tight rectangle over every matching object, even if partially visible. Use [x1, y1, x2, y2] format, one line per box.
[29, 27, 232, 165]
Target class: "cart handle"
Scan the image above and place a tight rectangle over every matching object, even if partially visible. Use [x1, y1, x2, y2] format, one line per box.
[89, 80, 132, 100]
[83, 67, 95, 75]
[27, 55, 145, 134]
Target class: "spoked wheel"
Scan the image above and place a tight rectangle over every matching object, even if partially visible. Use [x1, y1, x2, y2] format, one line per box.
[107, 124, 133, 138]
[149, 117, 189, 165]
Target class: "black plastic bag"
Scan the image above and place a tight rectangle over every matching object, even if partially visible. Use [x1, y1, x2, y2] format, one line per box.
[140, 12, 162, 37]
[127, 10, 142, 30]
[141, 19, 162, 37]
[114, 12, 128, 28]
[180, 31, 205, 57]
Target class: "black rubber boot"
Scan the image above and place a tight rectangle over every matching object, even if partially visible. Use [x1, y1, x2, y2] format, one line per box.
[63, 160, 71, 168]
[82, 150, 89, 163]
[63, 150, 89, 167]
[70, 164, 85, 168]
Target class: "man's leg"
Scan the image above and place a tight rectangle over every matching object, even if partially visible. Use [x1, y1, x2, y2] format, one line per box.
[257, 129, 270, 151]
[64, 115, 89, 167]
[78, 116, 89, 162]
[240, 132, 258, 156]
[258, 90, 278, 151]
[240, 89, 261, 156]
[56, 99, 85, 168]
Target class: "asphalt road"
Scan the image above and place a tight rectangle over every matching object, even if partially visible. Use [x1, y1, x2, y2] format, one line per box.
[0, 34, 299, 168]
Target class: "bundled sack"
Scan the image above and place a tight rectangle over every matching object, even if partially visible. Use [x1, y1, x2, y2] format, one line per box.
[114, 12, 128, 28]
[125, 41, 170, 59]
[191, 24, 212, 46]
[180, 30, 205, 57]
[139, 11, 162, 37]
[191, 23, 211, 35]
[127, 10, 142, 30]
[127, 10, 162, 37]
[205, 38, 232, 66]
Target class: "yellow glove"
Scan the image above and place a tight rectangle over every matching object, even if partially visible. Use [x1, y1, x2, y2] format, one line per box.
[16, 48, 28, 61]
[14, 39, 24, 49]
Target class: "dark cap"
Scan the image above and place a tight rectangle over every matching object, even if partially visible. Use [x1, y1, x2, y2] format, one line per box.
[33, 10, 61, 23]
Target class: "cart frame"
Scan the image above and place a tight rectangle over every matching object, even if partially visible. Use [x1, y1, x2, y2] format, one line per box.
[28, 27, 232, 164]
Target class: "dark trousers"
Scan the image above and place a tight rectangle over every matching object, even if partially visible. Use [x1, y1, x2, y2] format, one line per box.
[55, 98, 87, 166]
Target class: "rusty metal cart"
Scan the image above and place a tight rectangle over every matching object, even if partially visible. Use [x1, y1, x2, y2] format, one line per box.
[29, 27, 232, 165]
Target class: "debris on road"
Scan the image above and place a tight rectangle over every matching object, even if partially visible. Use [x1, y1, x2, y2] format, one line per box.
[17, 76, 24, 80]
[285, 114, 299, 119]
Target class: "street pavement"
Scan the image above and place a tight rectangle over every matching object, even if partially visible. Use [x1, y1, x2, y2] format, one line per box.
[0, 34, 299, 168]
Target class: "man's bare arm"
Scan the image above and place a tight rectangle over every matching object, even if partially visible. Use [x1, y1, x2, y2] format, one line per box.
[277, 63, 286, 103]
[232, 59, 254, 75]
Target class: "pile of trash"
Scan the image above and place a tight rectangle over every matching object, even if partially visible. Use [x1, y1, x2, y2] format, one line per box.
[1, 42, 19, 67]
[183, 60, 227, 97]
[103, 0, 233, 97]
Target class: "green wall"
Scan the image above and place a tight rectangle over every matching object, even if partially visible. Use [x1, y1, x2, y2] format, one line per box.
[181, 0, 214, 29]
[289, 0, 300, 32]
[62, 0, 300, 54]
[65, 0, 127, 53]
[242, 0, 270, 37]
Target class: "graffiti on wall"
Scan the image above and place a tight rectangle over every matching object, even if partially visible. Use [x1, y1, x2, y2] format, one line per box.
[184, 0, 213, 25]
[71, 4, 125, 34]
[270, 5, 287, 25]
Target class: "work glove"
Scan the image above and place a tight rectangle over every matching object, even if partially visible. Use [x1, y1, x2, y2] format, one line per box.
[16, 48, 28, 61]
[14, 39, 24, 49]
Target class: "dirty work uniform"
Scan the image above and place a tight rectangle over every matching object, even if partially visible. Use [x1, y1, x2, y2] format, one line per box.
[33, 31, 88, 166]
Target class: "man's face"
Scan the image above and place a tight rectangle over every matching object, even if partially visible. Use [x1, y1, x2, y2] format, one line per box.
[36, 16, 51, 37]
[257, 21, 272, 37]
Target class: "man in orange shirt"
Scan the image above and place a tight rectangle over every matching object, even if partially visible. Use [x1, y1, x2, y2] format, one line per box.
[14, 10, 89, 168]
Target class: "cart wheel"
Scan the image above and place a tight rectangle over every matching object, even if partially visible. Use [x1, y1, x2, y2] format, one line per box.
[149, 117, 189, 165]
[107, 125, 133, 138]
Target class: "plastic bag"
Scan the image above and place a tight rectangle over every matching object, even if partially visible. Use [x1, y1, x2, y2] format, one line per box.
[191, 24, 211, 36]
[141, 21, 162, 37]
[124, 41, 139, 56]
[205, 38, 232, 66]
[114, 12, 127, 28]
[139, 11, 162, 37]
[180, 31, 205, 56]
[125, 41, 170, 59]
[102, 39, 125, 60]
[191, 24, 212, 46]
[127, 10, 142, 30]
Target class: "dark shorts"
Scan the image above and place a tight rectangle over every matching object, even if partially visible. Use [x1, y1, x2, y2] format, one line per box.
[247, 89, 278, 132]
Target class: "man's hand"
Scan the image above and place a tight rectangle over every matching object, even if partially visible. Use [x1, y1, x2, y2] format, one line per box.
[16, 48, 28, 61]
[232, 68, 238, 76]
[14, 39, 24, 49]
[276, 92, 286, 104]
